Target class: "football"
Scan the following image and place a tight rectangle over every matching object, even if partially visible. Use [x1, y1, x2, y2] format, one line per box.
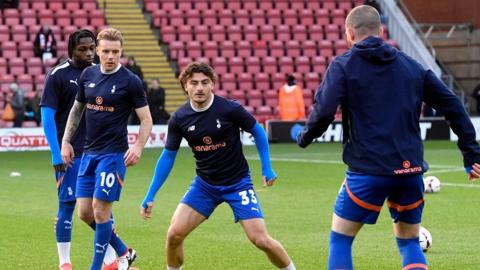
[424, 176, 441, 193]
[419, 226, 432, 252]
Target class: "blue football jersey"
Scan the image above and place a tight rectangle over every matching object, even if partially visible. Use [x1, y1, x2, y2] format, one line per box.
[76, 65, 147, 154]
[166, 95, 256, 186]
[40, 60, 87, 157]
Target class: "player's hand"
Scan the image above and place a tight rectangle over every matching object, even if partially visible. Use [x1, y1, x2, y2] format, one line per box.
[262, 168, 277, 187]
[61, 141, 74, 167]
[124, 144, 143, 167]
[140, 201, 154, 220]
[466, 163, 480, 181]
[53, 163, 66, 173]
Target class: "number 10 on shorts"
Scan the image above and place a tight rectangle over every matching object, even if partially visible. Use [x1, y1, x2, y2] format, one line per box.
[100, 172, 115, 188]
[238, 189, 257, 205]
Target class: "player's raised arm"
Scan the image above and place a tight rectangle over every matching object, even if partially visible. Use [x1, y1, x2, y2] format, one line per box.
[61, 100, 86, 166]
[249, 122, 277, 187]
[124, 105, 152, 167]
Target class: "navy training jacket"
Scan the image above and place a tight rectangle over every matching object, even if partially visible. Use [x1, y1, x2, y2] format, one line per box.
[299, 36, 480, 175]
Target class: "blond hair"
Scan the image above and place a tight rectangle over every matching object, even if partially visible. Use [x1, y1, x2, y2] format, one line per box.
[97, 28, 124, 46]
[346, 5, 381, 37]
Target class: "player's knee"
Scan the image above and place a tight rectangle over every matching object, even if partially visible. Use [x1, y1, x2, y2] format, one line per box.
[166, 226, 186, 245]
[77, 210, 93, 223]
[250, 235, 274, 251]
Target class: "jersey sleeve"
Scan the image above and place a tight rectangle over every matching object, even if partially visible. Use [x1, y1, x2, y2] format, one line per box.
[75, 69, 87, 103]
[129, 74, 148, 108]
[229, 102, 257, 132]
[40, 70, 61, 109]
[164, 114, 183, 150]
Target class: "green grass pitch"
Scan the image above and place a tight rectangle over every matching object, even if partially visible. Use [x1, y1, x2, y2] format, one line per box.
[0, 141, 478, 269]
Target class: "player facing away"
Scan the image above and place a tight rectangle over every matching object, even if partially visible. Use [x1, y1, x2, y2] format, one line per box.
[296, 5, 480, 270]
[61, 28, 153, 270]
[40, 29, 118, 270]
[140, 62, 296, 270]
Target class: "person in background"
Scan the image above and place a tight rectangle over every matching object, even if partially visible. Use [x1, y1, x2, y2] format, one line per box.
[147, 78, 169, 124]
[470, 82, 480, 115]
[10, 82, 25, 127]
[278, 74, 305, 121]
[34, 25, 57, 62]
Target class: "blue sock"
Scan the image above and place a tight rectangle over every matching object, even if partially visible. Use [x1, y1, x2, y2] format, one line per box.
[90, 221, 113, 270]
[89, 220, 128, 257]
[396, 237, 428, 269]
[328, 230, 354, 270]
[56, 201, 75, 242]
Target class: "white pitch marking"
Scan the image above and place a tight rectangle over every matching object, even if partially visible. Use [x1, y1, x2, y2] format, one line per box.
[441, 182, 480, 188]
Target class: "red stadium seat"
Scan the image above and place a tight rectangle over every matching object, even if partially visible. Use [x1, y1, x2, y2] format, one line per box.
[252, 40, 268, 58]
[195, 56, 210, 64]
[323, 0, 337, 11]
[0, 58, 7, 75]
[251, 10, 266, 26]
[161, 25, 176, 43]
[255, 73, 270, 90]
[4, 9, 20, 26]
[302, 40, 318, 57]
[229, 90, 246, 105]
[65, 2, 80, 12]
[177, 57, 192, 71]
[204, 41, 219, 59]
[245, 56, 261, 74]
[219, 9, 234, 26]
[259, 1, 273, 11]
[325, 24, 340, 40]
[243, 105, 255, 114]
[169, 10, 184, 27]
[215, 89, 229, 98]
[178, 0, 192, 11]
[334, 40, 349, 56]
[2, 41, 18, 58]
[152, 10, 167, 28]
[306, 1, 321, 10]
[226, 25, 241, 42]
[161, 0, 176, 11]
[315, 9, 330, 25]
[73, 10, 88, 28]
[244, 25, 259, 42]
[259, 25, 274, 41]
[9, 58, 25, 76]
[331, 9, 346, 26]
[243, 0, 257, 11]
[32, 1, 47, 10]
[38, 10, 54, 26]
[279, 56, 294, 74]
[186, 41, 202, 59]
[21, 9, 37, 27]
[56, 9, 71, 27]
[299, 10, 314, 26]
[263, 57, 278, 74]
[212, 41, 231, 59]
[338, 0, 353, 11]
[275, 1, 289, 10]
[237, 40, 251, 58]
[0, 25, 9, 42]
[283, 10, 298, 26]
[221, 74, 237, 91]
[291, 0, 305, 10]
[266, 9, 282, 26]
[193, 1, 208, 10]
[90, 10, 106, 26]
[295, 56, 311, 73]
[144, 1, 158, 13]
[248, 97, 263, 108]
[319, 40, 334, 58]
[212, 57, 228, 75]
[305, 72, 321, 90]
[186, 10, 201, 27]
[202, 9, 217, 26]
[211, 1, 225, 11]
[309, 24, 324, 42]
[82, 1, 98, 10]
[17, 74, 34, 92]
[229, 57, 244, 74]
[276, 25, 291, 42]
[194, 25, 209, 42]
[11, 25, 27, 43]
[234, 9, 249, 26]
[311, 56, 327, 75]
[211, 25, 226, 42]
[43, 58, 58, 70]
[286, 40, 301, 58]
[238, 73, 254, 91]
[19, 42, 35, 58]
[225, 0, 241, 10]
[56, 41, 68, 56]
[178, 25, 193, 42]
[0, 74, 15, 92]
[269, 40, 284, 58]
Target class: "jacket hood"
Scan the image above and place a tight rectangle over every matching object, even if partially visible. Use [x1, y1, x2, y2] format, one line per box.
[351, 36, 397, 64]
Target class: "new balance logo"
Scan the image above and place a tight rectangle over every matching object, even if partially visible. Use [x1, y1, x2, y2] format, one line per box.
[187, 125, 195, 132]
[69, 79, 78, 86]
[102, 188, 111, 196]
[88, 83, 96, 88]
[95, 243, 108, 253]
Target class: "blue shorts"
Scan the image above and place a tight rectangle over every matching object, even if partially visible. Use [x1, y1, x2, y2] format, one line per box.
[76, 153, 126, 202]
[55, 157, 81, 202]
[334, 171, 424, 224]
[181, 175, 264, 222]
